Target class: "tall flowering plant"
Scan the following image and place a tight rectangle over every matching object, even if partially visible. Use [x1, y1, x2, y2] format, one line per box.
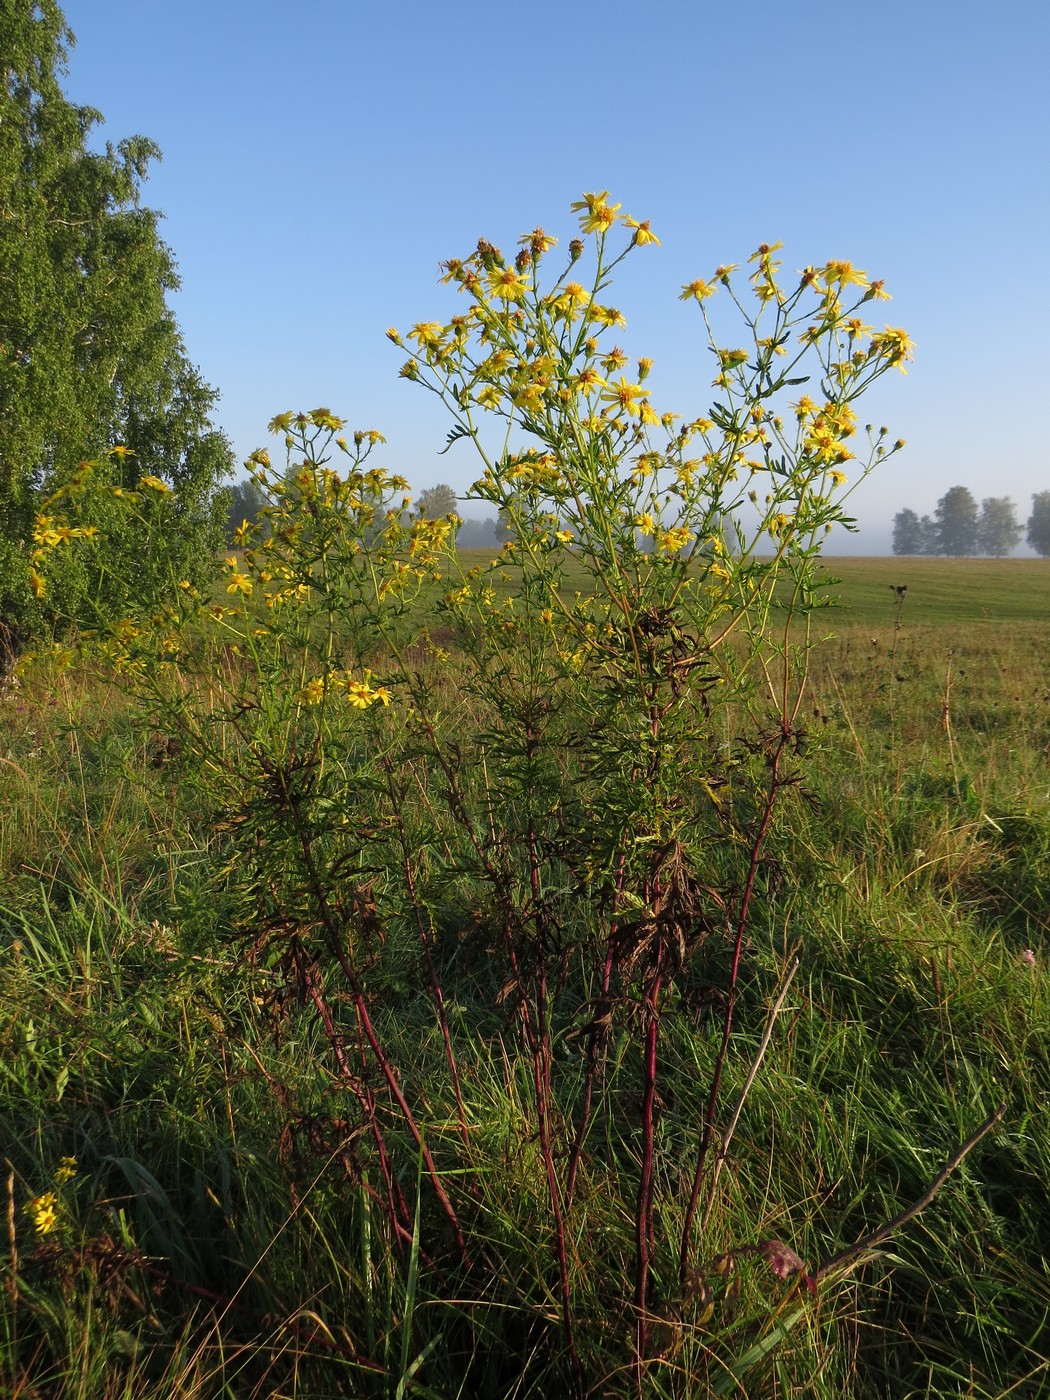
[32, 196, 910, 1392]
[388, 194, 910, 1381]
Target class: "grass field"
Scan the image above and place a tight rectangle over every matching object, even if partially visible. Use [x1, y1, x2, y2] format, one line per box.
[450, 550, 1050, 628]
[2, 556, 1048, 1398]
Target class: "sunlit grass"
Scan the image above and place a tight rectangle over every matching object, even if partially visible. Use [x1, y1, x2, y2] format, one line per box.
[2, 593, 1048, 1396]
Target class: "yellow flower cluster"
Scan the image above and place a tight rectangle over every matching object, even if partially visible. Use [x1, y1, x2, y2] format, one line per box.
[297, 670, 392, 709]
[24, 1191, 58, 1235]
[29, 514, 99, 596]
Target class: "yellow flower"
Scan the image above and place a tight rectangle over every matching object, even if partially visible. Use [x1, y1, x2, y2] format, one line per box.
[590, 304, 627, 329]
[298, 677, 325, 705]
[409, 322, 444, 350]
[569, 191, 622, 234]
[680, 279, 715, 302]
[822, 259, 869, 290]
[870, 327, 915, 372]
[748, 241, 784, 262]
[521, 226, 558, 255]
[625, 216, 660, 246]
[634, 512, 656, 536]
[54, 1157, 77, 1185]
[829, 470, 848, 487]
[345, 681, 373, 709]
[658, 526, 693, 554]
[137, 474, 170, 493]
[554, 529, 574, 543]
[24, 1192, 58, 1235]
[486, 266, 529, 302]
[574, 367, 606, 396]
[601, 377, 647, 417]
[226, 569, 253, 596]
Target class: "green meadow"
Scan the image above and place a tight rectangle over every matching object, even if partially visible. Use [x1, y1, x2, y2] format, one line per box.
[2, 557, 1048, 1398]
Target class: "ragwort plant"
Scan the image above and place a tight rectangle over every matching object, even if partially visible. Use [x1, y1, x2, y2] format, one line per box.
[35, 196, 912, 1394]
[387, 197, 909, 1379]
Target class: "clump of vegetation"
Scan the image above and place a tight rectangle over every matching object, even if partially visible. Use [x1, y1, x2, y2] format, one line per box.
[4, 194, 1048, 1399]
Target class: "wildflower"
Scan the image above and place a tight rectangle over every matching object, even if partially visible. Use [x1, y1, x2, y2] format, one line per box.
[574, 367, 606, 397]
[870, 326, 915, 372]
[680, 279, 715, 302]
[625, 216, 660, 246]
[486, 267, 530, 302]
[658, 526, 693, 554]
[600, 377, 649, 418]
[570, 191, 622, 234]
[137, 475, 170, 493]
[345, 680, 374, 709]
[521, 226, 557, 256]
[54, 1157, 77, 1184]
[298, 677, 325, 705]
[759, 1238, 809, 1283]
[822, 260, 869, 290]
[24, 1192, 58, 1235]
[226, 566, 253, 597]
[409, 322, 444, 350]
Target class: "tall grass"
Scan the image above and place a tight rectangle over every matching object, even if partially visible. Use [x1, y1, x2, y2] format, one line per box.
[2, 587, 1049, 1397]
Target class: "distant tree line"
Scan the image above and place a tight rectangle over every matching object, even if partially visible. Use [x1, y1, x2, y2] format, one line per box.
[226, 478, 503, 547]
[893, 489, 1050, 557]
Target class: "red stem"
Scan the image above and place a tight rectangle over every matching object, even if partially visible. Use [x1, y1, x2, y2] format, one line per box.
[678, 730, 790, 1286]
[633, 955, 664, 1388]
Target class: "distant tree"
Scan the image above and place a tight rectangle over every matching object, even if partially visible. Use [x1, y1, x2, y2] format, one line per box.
[495, 506, 515, 543]
[976, 497, 1022, 557]
[455, 516, 498, 547]
[1027, 491, 1050, 558]
[893, 508, 940, 554]
[892, 508, 925, 555]
[934, 486, 979, 556]
[225, 478, 267, 541]
[417, 483, 458, 519]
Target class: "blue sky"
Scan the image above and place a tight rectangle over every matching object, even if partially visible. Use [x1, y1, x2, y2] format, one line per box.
[59, 0, 1048, 552]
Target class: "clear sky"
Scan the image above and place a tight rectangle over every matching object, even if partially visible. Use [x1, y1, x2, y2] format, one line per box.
[58, 0, 1048, 553]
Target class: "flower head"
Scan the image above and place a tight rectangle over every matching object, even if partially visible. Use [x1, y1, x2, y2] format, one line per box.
[24, 1192, 58, 1235]
[569, 191, 622, 234]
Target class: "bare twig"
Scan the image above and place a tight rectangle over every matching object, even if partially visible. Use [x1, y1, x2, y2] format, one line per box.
[815, 1102, 1007, 1282]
